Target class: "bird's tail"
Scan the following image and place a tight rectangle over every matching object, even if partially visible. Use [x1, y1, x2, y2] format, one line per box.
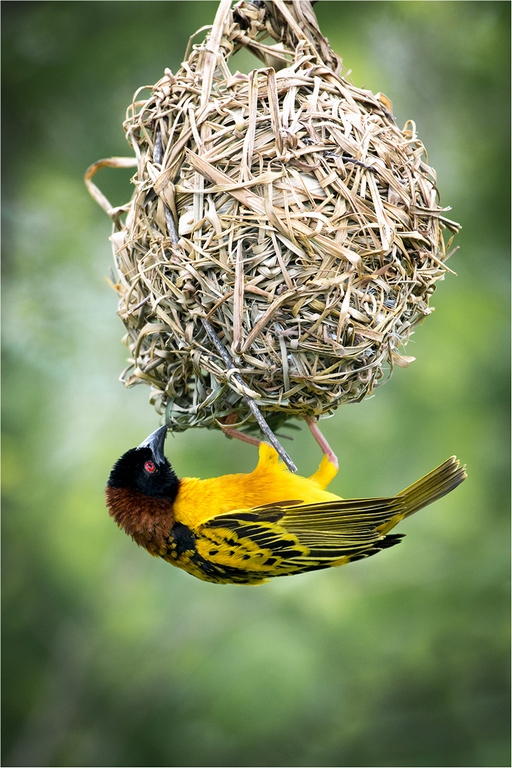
[398, 456, 467, 518]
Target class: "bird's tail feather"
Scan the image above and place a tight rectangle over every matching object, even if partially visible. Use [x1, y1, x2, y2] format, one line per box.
[399, 456, 466, 518]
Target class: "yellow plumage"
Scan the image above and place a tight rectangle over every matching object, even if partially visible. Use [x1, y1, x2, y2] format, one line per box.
[106, 430, 466, 585]
[174, 444, 339, 529]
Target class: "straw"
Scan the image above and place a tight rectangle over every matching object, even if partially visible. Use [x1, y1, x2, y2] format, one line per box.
[86, 0, 460, 442]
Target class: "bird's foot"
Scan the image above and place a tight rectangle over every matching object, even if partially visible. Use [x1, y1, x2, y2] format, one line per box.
[305, 417, 339, 470]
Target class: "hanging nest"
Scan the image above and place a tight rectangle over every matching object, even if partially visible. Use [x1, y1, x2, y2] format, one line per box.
[87, 0, 459, 436]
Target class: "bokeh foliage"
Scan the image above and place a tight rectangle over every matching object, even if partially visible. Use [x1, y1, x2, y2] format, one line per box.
[2, 2, 510, 767]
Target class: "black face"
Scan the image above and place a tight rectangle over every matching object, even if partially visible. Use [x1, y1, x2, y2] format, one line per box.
[107, 446, 180, 500]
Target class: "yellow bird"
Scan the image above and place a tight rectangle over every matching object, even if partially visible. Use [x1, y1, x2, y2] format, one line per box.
[106, 425, 466, 585]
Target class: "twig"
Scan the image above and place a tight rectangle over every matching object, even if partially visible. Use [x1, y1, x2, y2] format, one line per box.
[200, 317, 298, 473]
[153, 130, 163, 165]
[159, 155, 298, 472]
[164, 205, 180, 245]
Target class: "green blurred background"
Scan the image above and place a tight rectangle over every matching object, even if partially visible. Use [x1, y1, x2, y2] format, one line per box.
[2, 2, 510, 766]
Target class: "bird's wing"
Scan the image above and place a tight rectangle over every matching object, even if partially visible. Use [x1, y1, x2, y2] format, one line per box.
[191, 495, 407, 583]
[174, 457, 465, 584]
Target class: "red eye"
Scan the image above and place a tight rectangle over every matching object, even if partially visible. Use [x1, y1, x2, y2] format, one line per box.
[144, 461, 156, 473]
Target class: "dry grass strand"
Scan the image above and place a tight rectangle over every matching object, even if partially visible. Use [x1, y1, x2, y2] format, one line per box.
[87, 0, 460, 434]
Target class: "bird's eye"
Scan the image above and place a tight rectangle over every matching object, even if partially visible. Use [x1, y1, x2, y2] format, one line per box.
[144, 460, 156, 474]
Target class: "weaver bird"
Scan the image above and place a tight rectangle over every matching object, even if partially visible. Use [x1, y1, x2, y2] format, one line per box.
[106, 424, 466, 585]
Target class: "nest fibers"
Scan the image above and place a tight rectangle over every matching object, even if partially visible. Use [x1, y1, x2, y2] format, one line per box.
[87, 0, 459, 436]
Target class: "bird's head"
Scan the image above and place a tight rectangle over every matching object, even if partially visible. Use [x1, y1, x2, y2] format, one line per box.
[106, 425, 179, 550]
[107, 424, 178, 498]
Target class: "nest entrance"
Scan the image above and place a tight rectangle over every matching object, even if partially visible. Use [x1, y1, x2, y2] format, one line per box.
[87, 0, 459, 442]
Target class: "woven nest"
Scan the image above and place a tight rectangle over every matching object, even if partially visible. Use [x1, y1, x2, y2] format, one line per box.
[87, 0, 459, 435]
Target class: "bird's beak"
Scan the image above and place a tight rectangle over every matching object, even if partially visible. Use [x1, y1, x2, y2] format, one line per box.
[137, 424, 169, 465]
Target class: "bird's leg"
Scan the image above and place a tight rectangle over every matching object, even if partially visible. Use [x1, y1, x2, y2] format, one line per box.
[221, 426, 263, 447]
[305, 417, 339, 470]
[219, 413, 263, 447]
